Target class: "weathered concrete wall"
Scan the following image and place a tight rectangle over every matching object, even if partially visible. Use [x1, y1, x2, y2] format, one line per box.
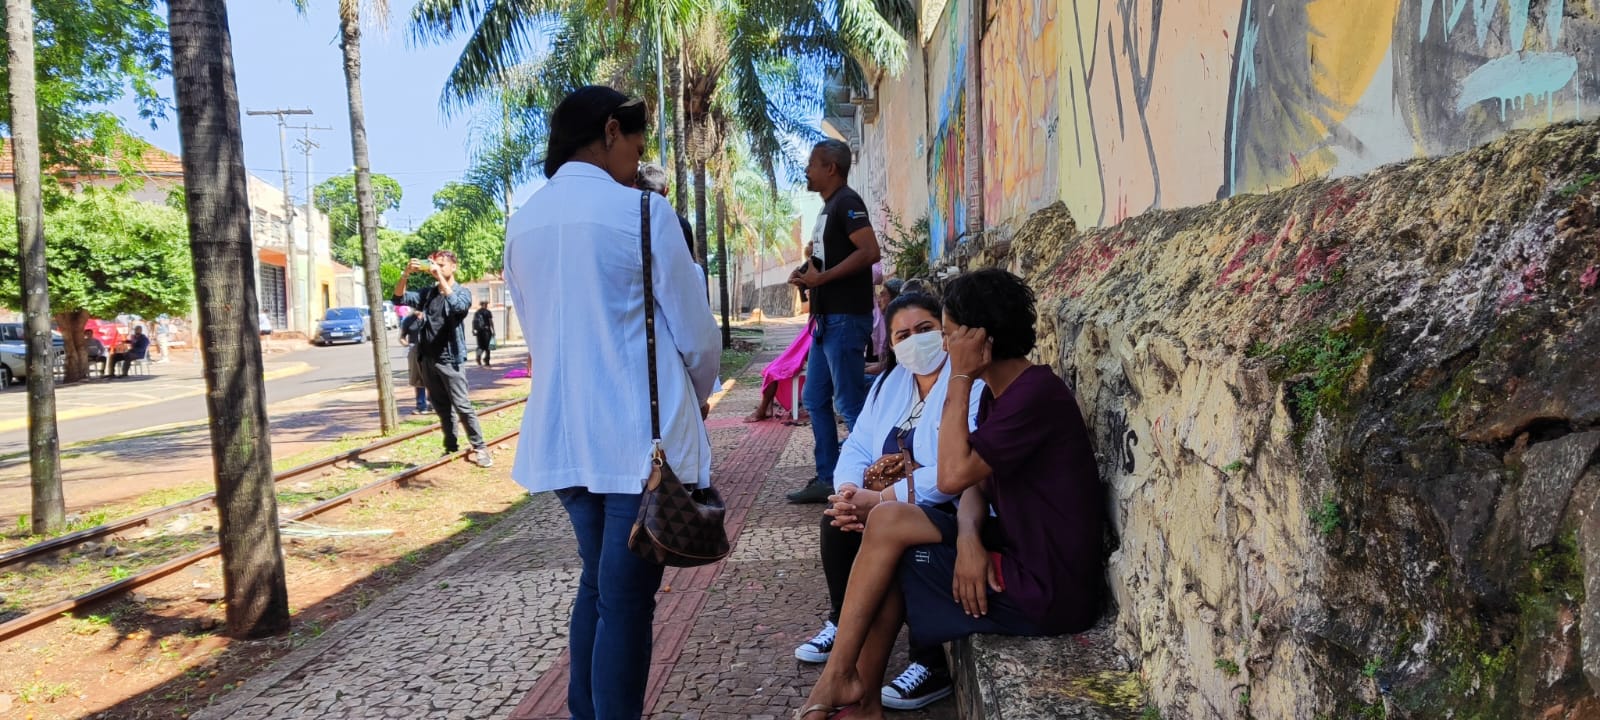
[964, 122, 1600, 719]
[870, 0, 1600, 263]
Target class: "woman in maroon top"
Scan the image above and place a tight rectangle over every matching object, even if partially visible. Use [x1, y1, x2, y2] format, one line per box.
[796, 269, 1105, 720]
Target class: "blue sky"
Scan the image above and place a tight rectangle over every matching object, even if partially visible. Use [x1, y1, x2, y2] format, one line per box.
[110, 3, 829, 231]
[112, 2, 540, 229]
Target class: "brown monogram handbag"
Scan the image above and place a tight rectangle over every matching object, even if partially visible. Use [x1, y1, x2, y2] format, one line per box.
[627, 192, 732, 568]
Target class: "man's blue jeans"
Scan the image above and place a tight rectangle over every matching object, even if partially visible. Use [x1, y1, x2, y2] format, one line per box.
[803, 313, 874, 484]
[555, 488, 665, 720]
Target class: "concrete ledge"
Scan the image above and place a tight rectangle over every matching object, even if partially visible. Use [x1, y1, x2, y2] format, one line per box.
[947, 621, 1145, 720]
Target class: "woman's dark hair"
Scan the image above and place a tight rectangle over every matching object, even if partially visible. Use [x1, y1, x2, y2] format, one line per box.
[543, 86, 649, 178]
[871, 292, 943, 400]
[942, 269, 1036, 360]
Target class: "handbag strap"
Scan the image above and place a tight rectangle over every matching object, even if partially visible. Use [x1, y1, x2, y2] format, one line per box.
[640, 191, 663, 444]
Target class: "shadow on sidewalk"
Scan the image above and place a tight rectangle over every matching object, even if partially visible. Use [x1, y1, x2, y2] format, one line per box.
[87, 493, 537, 720]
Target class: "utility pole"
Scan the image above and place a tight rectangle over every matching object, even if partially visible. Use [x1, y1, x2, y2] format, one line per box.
[246, 108, 312, 333]
[292, 124, 333, 316]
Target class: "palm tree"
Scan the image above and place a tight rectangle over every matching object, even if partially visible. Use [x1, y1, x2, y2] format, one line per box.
[4, 0, 64, 534]
[409, 0, 909, 267]
[295, 0, 400, 434]
[725, 161, 798, 316]
[166, 0, 290, 638]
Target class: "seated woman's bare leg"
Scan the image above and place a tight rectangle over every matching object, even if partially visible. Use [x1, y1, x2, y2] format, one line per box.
[800, 503, 941, 716]
[746, 381, 780, 422]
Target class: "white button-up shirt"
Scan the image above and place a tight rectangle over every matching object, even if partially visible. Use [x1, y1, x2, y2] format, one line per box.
[504, 162, 721, 494]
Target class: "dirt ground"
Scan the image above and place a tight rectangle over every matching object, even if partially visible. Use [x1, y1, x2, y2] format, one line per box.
[0, 432, 533, 720]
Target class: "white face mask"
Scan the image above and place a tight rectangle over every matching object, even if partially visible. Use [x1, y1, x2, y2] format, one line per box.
[893, 331, 948, 376]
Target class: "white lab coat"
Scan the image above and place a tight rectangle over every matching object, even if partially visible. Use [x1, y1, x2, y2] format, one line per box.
[503, 162, 722, 494]
[834, 361, 984, 505]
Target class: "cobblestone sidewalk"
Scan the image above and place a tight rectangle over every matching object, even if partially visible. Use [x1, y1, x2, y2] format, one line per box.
[197, 320, 958, 720]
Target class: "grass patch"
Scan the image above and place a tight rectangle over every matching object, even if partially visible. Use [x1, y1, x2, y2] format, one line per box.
[17, 680, 76, 703]
[1312, 494, 1342, 535]
[1265, 311, 1383, 441]
[1215, 658, 1240, 676]
[1557, 172, 1599, 197]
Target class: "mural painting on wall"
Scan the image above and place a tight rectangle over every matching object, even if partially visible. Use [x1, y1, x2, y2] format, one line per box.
[928, 0, 970, 260]
[1037, 0, 1598, 232]
[981, 0, 1060, 233]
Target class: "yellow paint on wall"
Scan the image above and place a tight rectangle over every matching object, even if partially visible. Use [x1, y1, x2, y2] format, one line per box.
[1056, 0, 1105, 227]
[1306, 0, 1401, 122]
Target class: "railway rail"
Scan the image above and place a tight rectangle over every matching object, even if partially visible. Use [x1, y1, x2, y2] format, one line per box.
[0, 399, 526, 642]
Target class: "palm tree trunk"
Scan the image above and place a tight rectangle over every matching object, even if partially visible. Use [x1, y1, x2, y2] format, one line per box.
[166, 0, 289, 638]
[339, 10, 400, 435]
[715, 184, 730, 347]
[5, 0, 64, 535]
[671, 54, 687, 217]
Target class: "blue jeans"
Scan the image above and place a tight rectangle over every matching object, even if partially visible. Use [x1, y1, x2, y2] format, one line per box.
[414, 386, 428, 412]
[555, 488, 665, 720]
[803, 313, 873, 484]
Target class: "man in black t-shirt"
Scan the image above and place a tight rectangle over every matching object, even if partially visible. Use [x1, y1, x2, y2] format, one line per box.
[787, 139, 882, 504]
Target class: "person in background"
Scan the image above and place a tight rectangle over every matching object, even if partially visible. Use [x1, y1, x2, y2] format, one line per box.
[110, 325, 150, 378]
[864, 273, 902, 378]
[787, 139, 883, 504]
[393, 249, 493, 467]
[636, 162, 696, 259]
[154, 316, 173, 363]
[504, 85, 720, 720]
[83, 329, 107, 377]
[258, 311, 272, 337]
[399, 313, 430, 414]
[473, 300, 496, 367]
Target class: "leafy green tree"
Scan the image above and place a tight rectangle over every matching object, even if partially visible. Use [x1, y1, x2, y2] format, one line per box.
[312, 171, 403, 267]
[413, 182, 503, 284]
[3, 0, 170, 534]
[409, 0, 909, 270]
[0, 0, 169, 172]
[0, 188, 194, 382]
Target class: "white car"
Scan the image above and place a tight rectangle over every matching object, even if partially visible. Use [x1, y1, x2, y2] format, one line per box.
[380, 301, 399, 330]
[0, 341, 63, 387]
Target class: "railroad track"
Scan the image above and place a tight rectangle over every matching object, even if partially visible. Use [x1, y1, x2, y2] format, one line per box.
[0, 399, 526, 642]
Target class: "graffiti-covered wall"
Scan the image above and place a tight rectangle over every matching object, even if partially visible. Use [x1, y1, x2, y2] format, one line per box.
[926, 0, 972, 259]
[874, 0, 1600, 260]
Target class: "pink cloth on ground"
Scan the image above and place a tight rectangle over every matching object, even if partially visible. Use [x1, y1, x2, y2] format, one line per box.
[763, 325, 813, 413]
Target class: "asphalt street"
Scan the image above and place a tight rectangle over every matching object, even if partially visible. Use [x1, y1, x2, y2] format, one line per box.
[0, 340, 411, 456]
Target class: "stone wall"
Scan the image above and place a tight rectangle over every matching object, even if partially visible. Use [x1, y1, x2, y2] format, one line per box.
[963, 122, 1600, 719]
[744, 282, 802, 319]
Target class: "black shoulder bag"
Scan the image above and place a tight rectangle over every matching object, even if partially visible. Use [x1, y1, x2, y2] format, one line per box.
[627, 191, 732, 567]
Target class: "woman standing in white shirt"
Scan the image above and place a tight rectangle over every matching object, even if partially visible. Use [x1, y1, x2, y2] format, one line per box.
[792, 293, 983, 714]
[502, 86, 721, 720]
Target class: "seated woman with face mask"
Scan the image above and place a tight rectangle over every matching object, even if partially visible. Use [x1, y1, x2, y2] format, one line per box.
[791, 292, 983, 712]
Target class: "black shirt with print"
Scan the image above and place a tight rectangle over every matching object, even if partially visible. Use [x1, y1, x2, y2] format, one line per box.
[810, 186, 875, 315]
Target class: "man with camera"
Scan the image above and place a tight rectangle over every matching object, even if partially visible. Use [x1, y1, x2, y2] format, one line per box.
[393, 249, 492, 467]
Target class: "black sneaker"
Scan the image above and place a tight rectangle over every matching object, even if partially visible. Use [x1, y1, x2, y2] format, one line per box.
[786, 478, 833, 504]
[793, 621, 836, 663]
[881, 662, 953, 710]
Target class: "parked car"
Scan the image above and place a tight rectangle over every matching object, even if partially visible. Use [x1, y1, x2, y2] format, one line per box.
[380, 301, 398, 330]
[0, 340, 64, 386]
[314, 307, 371, 346]
[0, 322, 64, 347]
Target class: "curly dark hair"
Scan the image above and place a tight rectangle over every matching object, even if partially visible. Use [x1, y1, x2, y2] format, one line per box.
[941, 269, 1037, 360]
